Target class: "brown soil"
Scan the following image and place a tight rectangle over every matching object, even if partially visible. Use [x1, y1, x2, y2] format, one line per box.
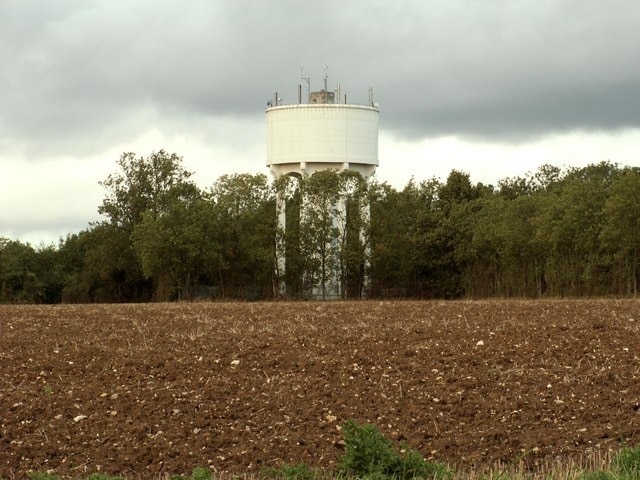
[1, 300, 639, 479]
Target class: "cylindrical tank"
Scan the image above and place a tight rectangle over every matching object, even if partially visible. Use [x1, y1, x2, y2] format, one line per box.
[266, 103, 379, 178]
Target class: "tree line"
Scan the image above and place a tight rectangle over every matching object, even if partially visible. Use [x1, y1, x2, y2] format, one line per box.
[1, 150, 639, 303]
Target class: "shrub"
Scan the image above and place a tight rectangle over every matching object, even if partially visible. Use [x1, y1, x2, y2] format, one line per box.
[340, 419, 397, 477]
[339, 419, 452, 479]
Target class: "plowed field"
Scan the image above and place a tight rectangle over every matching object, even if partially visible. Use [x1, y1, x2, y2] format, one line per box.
[1, 300, 639, 479]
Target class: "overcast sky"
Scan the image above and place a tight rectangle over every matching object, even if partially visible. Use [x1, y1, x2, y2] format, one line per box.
[2, 0, 640, 245]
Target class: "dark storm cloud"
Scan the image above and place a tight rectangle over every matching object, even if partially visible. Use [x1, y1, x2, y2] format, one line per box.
[2, 0, 640, 159]
[390, 79, 640, 141]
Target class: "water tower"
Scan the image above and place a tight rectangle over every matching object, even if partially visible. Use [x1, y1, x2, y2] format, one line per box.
[266, 74, 379, 299]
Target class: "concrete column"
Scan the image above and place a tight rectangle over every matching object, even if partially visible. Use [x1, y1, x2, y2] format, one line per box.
[274, 187, 287, 297]
[360, 192, 372, 297]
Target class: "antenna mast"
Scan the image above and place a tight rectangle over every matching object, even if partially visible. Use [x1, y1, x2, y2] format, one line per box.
[323, 63, 328, 91]
[300, 66, 311, 103]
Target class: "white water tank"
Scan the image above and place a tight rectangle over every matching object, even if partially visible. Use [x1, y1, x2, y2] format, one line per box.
[266, 101, 379, 178]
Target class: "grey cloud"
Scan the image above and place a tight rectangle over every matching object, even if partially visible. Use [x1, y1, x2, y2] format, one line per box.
[2, 0, 640, 160]
[384, 79, 640, 141]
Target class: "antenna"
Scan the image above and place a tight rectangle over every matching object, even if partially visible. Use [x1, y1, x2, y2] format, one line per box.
[323, 62, 328, 91]
[300, 66, 310, 102]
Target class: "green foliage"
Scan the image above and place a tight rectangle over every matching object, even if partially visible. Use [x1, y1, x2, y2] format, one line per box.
[389, 447, 452, 480]
[261, 462, 319, 480]
[190, 467, 214, 480]
[168, 467, 213, 480]
[340, 420, 397, 476]
[615, 444, 640, 476]
[98, 150, 199, 230]
[207, 173, 276, 299]
[278, 175, 305, 297]
[0, 239, 45, 303]
[278, 170, 370, 299]
[132, 199, 217, 300]
[600, 170, 640, 296]
[59, 224, 151, 303]
[8, 154, 640, 303]
[339, 419, 452, 479]
[299, 170, 344, 299]
[82, 474, 124, 480]
[96, 150, 202, 301]
[26, 473, 61, 480]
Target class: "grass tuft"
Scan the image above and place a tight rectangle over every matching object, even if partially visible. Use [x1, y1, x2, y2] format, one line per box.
[83, 474, 125, 480]
[27, 473, 61, 480]
[168, 466, 214, 480]
[614, 444, 640, 478]
[261, 462, 319, 480]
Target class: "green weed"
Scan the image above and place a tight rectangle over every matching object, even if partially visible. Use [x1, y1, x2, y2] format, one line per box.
[27, 473, 61, 480]
[340, 420, 397, 477]
[261, 462, 319, 480]
[83, 474, 124, 480]
[615, 444, 640, 477]
[169, 467, 214, 480]
[339, 419, 452, 479]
